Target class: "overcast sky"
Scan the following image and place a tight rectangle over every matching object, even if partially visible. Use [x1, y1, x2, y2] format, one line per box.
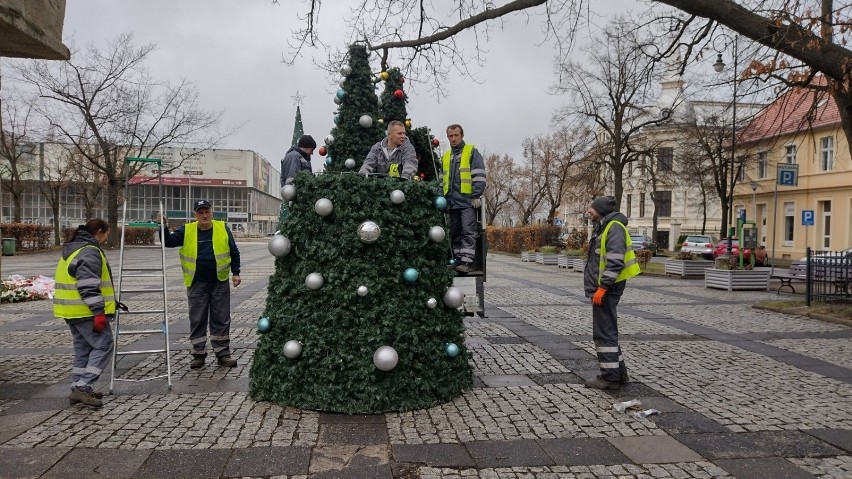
[61, 0, 639, 172]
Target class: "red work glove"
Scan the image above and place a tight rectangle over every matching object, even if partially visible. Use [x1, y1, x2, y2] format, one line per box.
[592, 287, 607, 306]
[93, 313, 108, 333]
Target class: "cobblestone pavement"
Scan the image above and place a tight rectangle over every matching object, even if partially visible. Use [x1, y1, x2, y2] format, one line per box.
[1, 246, 851, 478]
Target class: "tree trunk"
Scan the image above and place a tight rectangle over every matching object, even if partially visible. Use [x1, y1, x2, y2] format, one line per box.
[52, 204, 61, 246]
[107, 184, 121, 249]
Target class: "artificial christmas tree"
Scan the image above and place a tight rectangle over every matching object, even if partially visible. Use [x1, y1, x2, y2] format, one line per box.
[325, 44, 383, 173]
[290, 105, 305, 147]
[251, 174, 473, 413]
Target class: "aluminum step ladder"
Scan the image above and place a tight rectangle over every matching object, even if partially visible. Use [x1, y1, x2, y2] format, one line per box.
[109, 157, 172, 391]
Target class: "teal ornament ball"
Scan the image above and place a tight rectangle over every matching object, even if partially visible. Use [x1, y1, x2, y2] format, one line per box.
[336, 88, 346, 100]
[334, 114, 340, 124]
[257, 317, 271, 333]
[325, 156, 333, 166]
[404, 268, 419, 283]
[445, 342, 460, 357]
[448, 258, 456, 266]
[435, 196, 447, 209]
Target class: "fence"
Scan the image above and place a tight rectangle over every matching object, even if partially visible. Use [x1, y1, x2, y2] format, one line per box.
[806, 248, 852, 306]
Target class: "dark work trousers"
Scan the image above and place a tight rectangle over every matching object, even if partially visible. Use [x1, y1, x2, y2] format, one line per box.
[592, 291, 627, 382]
[450, 207, 478, 265]
[68, 318, 114, 390]
[187, 280, 232, 358]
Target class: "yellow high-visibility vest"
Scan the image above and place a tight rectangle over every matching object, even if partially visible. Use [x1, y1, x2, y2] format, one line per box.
[179, 221, 231, 286]
[597, 220, 641, 284]
[53, 245, 116, 319]
[442, 144, 474, 195]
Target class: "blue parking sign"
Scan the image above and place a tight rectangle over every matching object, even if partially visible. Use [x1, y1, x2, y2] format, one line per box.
[802, 210, 814, 226]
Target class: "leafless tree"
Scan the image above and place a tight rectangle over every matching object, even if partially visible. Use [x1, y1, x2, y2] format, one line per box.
[552, 19, 672, 210]
[0, 91, 38, 222]
[14, 33, 226, 247]
[482, 152, 516, 226]
[37, 145, 76, 245]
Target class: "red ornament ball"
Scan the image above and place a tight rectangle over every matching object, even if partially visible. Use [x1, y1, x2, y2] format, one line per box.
[419, 172, 426, 179]
[431, 137, 440, 146]
[318, 146, 327, 156]
[393, 89, 404, 99]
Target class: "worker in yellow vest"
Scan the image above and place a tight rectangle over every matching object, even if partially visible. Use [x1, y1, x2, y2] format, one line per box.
[161, 200, 241, 369]
[53, 219, 115, 408]
[443, 124, 486, 273]
[583, 196, 641, 390]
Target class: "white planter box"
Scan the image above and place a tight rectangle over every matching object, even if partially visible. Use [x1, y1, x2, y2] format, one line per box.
[536, 253, 560, 265]
[521, 251, 535, 262]
[558, 255, 570, 268]
[665, 260, 714, 278]
[704, 268, 770, 291]
[571, 258, 586, 272]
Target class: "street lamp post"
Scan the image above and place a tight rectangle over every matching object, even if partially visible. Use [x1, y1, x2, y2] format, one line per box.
[713, 33, 739, 257]
[750, 181, 758, 222]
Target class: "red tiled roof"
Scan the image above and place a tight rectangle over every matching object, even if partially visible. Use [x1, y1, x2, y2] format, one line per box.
[738, 78, 841, 145]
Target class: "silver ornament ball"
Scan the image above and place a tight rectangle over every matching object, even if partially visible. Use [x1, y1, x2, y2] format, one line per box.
[281, 184, 296, 201]
[324, 134, 334, 145]
[428, 226, 446, 243]
[340, 64, 351, 76]
[339, 77, 346, 87]
[357, 221, 381, 243]
[373, 346, 398, 371]
[359, 114, 373, 128]
[357, 285, 369, 297]
[427, 297, 438, 309]
[314, 198, 334, 217]
[390, 189, 405, 204]
[443, 287, 465, 309]
[268, 234, 291, 257]
[305, 272, 324, 290]
[344, 158, 356, 169]
[333, 96, 341, 105]
[283, 340, 303, 359]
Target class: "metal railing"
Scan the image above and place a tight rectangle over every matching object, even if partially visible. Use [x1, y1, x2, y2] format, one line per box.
[806, 248, 852, 305]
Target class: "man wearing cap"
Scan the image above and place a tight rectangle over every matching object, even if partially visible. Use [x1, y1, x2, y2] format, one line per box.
[359, 120, 417, 179]
[281, 135, 316, 186]
[161, 200, 241, 369]
[583, 196, 640, 390]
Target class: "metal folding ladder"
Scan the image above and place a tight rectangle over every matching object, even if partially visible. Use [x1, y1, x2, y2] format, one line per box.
[109, 157, 172, 391]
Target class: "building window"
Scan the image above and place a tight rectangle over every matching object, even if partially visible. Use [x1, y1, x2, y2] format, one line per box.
[757, 151, 768, 179]
[654, 190, 672, 217]
[784, 202, 795, 244]
[639, 193, 645, 218]
[736, 155, 746, 181]
[626, 194, 632, 217]
[656, 147, 673, 172]
[821, 200, 831, 248]
[785, 144, 797, 164]
[820, 136, 834, 171]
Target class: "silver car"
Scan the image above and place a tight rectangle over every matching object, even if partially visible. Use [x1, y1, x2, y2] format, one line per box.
[681, 235, 717, 259]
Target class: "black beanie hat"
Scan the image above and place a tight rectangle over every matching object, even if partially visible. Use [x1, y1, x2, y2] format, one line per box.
[297, 135, 316, 149]
[591, 196, 617, 216]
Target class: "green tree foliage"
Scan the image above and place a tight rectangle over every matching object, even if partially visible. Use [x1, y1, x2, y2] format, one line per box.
[325, 44, 383, 173]
[250, 174, 473, 413]
[290, 105, 304, 147]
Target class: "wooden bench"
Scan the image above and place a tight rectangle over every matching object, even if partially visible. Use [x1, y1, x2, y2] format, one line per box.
[770, 261, 808, 294]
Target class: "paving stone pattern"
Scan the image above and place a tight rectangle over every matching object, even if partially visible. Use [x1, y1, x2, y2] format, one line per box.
[1, 247, 851, 478]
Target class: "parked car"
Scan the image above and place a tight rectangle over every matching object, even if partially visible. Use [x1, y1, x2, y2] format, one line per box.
[629, 234, 653, 252]
[680, 235, 718, 259]
[799, 247, 852, 264]
[713, 238, 768, 265]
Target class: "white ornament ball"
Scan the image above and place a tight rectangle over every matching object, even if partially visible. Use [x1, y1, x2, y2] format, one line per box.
[314, 198, 333, 217]
[427, 297, 438, 309]
[358, 221, 381, 243]
[340, 65, 351, 76]
[344, 158, 356, 169]
[281, 184, 296, 201]
[373, 346, 398, 371]
[283, 340, 303, 359]
[357, 285, 369, 297]
[443, 287, 465, 309]
[268, 235, 291, 257]
[390, 189, 405, 204]
[305, 272, 324, 290]
[359, 115, 373, 128]
[324, 134, 334, 145]
[339, 77, 346, 87]
[428, 226, 446, 243]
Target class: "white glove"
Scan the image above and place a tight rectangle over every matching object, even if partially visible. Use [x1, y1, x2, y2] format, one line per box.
[471, 198, 481, 209]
